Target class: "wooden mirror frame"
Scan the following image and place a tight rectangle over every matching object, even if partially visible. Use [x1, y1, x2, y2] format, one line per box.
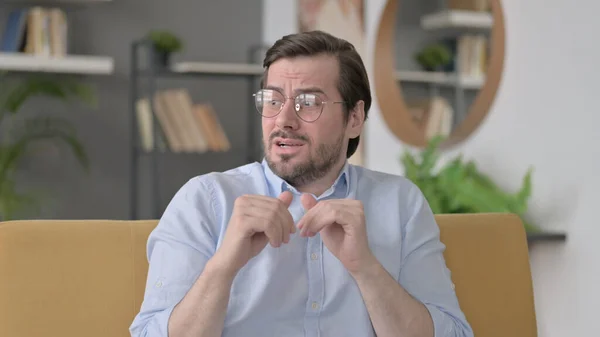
[373, 0, 506, 148]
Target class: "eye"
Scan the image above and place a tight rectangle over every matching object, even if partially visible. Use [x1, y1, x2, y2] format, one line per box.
[257, 89, 284, 108]
[268, 100, 283, 107]
[299, 94, 320, 108]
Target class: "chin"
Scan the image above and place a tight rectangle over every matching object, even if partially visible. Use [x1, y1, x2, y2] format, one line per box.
[269, 152, 302, 166]
[267, 151, 302, 170]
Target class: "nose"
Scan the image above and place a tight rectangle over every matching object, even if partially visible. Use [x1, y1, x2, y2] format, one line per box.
[275, 98, 300, 130]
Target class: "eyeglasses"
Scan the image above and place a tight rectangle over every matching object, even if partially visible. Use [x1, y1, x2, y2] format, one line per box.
[253, 88, 345, 123]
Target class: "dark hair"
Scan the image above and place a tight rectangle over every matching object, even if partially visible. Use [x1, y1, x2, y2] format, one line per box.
[262, 30, 371, 159]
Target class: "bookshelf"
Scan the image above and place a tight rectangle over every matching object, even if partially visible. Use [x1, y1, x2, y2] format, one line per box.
[527, 232, 567, 244]
[129, 39, 263, 220]
[171, 62, 263, 76]
[0, 52, 113, 74]
[0, 2, 115, 74]
[396, 70, 484, 89]
[375, 0, 502, 149]
[0, 0, 113, 5]
[414, 5, 493, 133]
[420, 9, 493, 30]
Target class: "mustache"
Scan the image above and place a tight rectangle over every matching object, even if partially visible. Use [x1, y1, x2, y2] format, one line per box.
[269, 130, 309, 143]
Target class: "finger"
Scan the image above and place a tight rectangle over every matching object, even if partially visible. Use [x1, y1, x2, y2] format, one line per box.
[278, 190, 293, 207]
[301, 193, 318, 211]
[280, 206, 295, 243]
[251, 232, 269, 250]
[270, 203, 293, 244]
[302, 211, 337, 237]
[237, 202, 283, 245]
[288, 210, 296, 235]
[236, 194, 294, 245]
[278, 191, 295, 241]
[300, 205, 355, 236]
[298, 202, 327, 235]
[261, 216, 284, 247]
[298, 194, 318, 233]
[236, 195, 288, 222]
[277, 191, 296, 241]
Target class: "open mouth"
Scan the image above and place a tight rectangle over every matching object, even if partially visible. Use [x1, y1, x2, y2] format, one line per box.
[275, 139, 305, 148]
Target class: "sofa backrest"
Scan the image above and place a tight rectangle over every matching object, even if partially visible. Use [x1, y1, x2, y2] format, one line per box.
[0, 213, 537, 337]
[0, 219, 156, 337]
[437, 213, 538, 337]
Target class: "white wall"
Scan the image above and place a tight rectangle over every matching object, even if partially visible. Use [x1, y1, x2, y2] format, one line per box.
[366, 1, 600, 335]
[262, 0, 298, 45]
[263, 1, 600, 336]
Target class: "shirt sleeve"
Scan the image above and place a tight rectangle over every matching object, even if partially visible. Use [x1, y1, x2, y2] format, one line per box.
[129, 177, 219, 337]
[398, 182, 474, 337]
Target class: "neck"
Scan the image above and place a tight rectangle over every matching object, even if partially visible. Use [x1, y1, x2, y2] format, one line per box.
[295, 158, 347, 196]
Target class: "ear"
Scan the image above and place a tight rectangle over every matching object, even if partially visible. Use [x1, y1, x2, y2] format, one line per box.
[346, 100, 365, 139]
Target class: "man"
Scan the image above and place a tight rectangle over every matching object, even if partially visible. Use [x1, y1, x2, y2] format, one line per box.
[130, 30, 473, 337]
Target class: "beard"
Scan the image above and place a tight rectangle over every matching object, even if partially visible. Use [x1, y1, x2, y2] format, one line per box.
[264, 130, 345, 188]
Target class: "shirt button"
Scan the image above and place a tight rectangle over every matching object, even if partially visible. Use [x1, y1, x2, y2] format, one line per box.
[310, 253, 318, 260]
[311, 302, 319, 310]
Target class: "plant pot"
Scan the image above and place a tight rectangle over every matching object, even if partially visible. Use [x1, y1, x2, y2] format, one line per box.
[151, 48, 171, 69]
[423, 64, 446, 72]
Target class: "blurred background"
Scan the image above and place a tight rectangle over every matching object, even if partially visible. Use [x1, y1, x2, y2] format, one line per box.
[0, 0, 597, 336]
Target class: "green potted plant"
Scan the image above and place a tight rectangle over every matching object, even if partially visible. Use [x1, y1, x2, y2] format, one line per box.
[0, 72, 95, 220]
[400, 136, 539, 232]
[147, 30, 183, 68]
[415, 43, 452, 72]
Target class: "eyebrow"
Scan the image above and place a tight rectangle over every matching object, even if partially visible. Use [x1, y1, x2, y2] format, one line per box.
[294, 86, 326, 95]
[264, 85, 327, 96]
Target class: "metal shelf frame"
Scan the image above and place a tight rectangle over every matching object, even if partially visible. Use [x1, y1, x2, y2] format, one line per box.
[128, 39, 265, 220]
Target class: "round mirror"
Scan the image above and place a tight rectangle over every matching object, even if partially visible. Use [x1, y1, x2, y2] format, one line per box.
[373, 0, 505, 148]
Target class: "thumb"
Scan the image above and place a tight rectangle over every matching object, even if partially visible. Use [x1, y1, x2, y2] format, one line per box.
[301, 193, 318, 211]
[278, 190, 293, 207]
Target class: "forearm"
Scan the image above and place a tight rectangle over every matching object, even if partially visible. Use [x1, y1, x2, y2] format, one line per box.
[352, 259, 434, 337]
[168, 256, 236, 337]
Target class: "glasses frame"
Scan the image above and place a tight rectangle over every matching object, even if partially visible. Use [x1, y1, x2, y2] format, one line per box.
[253, 88, 346, 123]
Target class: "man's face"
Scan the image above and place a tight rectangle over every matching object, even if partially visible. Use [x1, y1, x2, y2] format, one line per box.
[260, 54, 362, 187]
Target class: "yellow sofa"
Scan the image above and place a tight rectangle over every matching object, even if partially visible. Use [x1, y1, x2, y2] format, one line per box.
[0, 213, 537, 337]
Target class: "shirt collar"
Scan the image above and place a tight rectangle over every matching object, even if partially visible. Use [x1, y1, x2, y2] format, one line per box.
[261, 158, 351, 199]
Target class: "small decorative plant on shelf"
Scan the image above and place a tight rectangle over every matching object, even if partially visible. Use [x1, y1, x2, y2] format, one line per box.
[0, 72, 95, 220]
[400, 136, 540, 233]
[415, 43, 452, 72]
[147, 30, 183, 68]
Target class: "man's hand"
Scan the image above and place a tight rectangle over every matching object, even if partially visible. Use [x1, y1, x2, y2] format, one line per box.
[297, 194, 375, 275]
[213, 191, 295, 275]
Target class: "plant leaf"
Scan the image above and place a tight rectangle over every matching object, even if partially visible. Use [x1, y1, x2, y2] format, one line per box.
[512, 167, 533, 214]
[1, 75, 96, 114]
[400, 151, 419, 181]
[418, 135, 444, 177]
[0, 177, 44, 221]
[398, 136, 538, 232]
[0, 116, 89, 182]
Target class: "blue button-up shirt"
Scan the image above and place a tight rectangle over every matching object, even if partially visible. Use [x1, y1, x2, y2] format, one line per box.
[130, 159, 473, 337]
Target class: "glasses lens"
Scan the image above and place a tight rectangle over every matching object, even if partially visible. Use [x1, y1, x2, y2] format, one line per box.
[295, 93, 323, 122]
[255, 89, 284, 117]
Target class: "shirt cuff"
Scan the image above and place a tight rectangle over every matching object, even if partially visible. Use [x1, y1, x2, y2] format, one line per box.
[143, 304, 177, 337]
[424, 303, 453, 337]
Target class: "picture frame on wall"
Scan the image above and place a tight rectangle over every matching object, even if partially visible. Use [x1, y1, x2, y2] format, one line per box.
[297, 0, 367, 166]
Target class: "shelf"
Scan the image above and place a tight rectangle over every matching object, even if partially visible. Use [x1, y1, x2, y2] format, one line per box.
[135, 148, 246, 156]
[0, 0, 112, 4]
[0, 52, 114, 74]
[129, 39, 264, 220]
[171, 61, 263, 76]
[527, 231, 567, 243]
[421, 10, 493, 30]
[395, 70, 484, 89]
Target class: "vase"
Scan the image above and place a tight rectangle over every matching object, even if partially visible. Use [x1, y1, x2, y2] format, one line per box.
[151, 47, 170, 70]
